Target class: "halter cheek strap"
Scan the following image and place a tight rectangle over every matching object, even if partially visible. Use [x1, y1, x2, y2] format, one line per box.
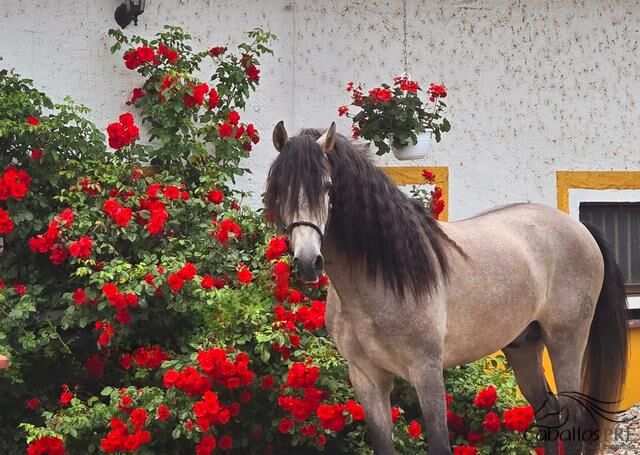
[286, 221, 324, 240]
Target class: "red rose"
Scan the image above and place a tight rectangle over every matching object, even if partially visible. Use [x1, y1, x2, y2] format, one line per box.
[338, 105, 349, 116]
[483, 411, 501, 432]
[265, 235, 288, 260]
[407, 420, 422, 439]
[473, 385, 497, 408]
[261, 375, 275, 391]
[345, 400, 365, 421]
[120, 354, 133, 370]
[278, 417, 294, 434]
[167, 273, 185, 293]
[245, 64, 260, 82]
[26, 115, 40, 126]
[59, 390, 73, 406]
[107, 113, 139, 149]
[467, 431, 483, 445]
[85, 353, 105, 378]
[26, 436, 65, 455]
[14, 284, 27, 296]
[237, 267, 253, 284]
[157, 43, 179, 63]
[68, 236, 93, 259]
[31, 148, 43, 159]
[209, 46, 227, 57]
[179, 262, 197, 280]
[156, 405, 170, 421]
[218, 435, 233, 450]
[453, 446, 478, 455]
[0, 209, 14, 235]
[503, 405, 534, 432]
[128, 87, 145, 105]
[208, 88, 219, 108]
[26, 398, 41, 410]
[218, 123, 233, 138]
[130, 408, 148, 429]
[72, 288, 87, 305]
[207, 189, 224, 204]
[184, 82, 209, 108]
[228, 111, 240, 125]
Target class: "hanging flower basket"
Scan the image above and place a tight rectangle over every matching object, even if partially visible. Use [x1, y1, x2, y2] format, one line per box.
[338, 75, 451, 158]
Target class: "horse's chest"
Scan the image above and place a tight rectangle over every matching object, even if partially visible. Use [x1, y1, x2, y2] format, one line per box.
[326, 292, 415, 378]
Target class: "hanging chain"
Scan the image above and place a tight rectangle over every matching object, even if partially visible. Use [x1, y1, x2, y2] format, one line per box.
[402, 0, 408, 73]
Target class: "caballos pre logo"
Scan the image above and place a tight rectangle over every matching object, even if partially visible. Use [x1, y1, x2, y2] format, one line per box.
[524, 391, 636, 445]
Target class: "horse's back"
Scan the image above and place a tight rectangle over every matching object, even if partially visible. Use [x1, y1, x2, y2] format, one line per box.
[439, 203, 604, 366]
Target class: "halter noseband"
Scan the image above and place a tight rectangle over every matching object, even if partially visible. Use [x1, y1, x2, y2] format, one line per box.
[285, 221, 324, 241]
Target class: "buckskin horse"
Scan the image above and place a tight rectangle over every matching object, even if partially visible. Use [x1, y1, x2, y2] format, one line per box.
[264, 122, 628, 455]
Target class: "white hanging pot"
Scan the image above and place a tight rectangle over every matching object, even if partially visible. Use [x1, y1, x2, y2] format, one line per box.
[391, 131, 433, 161]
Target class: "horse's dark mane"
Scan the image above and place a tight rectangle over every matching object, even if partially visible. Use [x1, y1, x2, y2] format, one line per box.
[265, 128, 452, 299]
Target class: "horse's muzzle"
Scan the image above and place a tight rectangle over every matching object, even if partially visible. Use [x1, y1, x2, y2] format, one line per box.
[292, 254, 324, 283]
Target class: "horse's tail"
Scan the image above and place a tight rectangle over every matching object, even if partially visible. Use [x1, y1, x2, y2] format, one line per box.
[581, 223, 629, 435]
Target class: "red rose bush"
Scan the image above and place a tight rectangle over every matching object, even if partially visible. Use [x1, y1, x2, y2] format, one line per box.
[1, 26, 540, 454]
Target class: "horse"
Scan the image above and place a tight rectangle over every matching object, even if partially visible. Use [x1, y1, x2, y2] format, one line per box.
[264, 122, 629, 455]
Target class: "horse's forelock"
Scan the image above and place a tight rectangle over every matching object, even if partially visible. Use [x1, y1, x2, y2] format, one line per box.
[264, 131, 329, 225]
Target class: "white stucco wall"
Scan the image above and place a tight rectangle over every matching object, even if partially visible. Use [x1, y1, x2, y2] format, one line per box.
[1, 0, 638, 220]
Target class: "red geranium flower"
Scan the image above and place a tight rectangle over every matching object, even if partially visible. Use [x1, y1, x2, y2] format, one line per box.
[428, 82, 448, 101]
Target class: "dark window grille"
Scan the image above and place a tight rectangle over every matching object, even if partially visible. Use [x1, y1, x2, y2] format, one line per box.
[579, 202, 640, 298]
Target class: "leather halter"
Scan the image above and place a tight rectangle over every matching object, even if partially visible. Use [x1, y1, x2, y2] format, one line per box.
[285, 220, 324, 241]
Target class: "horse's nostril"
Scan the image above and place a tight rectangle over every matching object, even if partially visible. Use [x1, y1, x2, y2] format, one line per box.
[314, 255, 324, 273]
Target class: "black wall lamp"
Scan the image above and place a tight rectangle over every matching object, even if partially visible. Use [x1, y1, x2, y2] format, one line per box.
[114, 0, 146, 28]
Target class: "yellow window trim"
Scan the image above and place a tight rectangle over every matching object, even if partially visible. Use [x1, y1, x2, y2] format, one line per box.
[557, 171, 640, 213]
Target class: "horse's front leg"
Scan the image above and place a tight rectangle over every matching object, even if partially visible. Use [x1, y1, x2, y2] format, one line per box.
[410, 357, 452, 455]
[348, 363, 395, 455]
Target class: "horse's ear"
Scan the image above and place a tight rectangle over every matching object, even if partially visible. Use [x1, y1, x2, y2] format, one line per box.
[317, 122, 337, 154]
[272, 121, 288, 152]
